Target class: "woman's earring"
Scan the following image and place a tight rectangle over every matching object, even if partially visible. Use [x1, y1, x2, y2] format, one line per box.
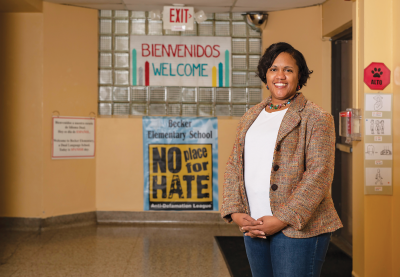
[266, 84, 269, 90]
[296, 85, 300, 91]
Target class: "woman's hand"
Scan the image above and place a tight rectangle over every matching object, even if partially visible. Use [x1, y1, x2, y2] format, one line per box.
[242, 216, 288, 239]
[231, 213, 262, 234]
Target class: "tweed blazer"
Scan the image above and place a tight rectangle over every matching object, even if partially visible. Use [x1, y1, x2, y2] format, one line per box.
[221, 93, 343, 238]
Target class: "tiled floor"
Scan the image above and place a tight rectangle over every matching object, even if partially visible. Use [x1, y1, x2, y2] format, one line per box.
[0, 223, 241, 277]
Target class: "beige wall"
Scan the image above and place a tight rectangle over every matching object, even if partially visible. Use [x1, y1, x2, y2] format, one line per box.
[322, 0, 352, 37]
[96, 117, 240, 211]
[0, 13, 44, 217]
[96, 118, 144, 211]
[2, 3, 400, 275]
[42, 2, 98, 217]
[362, 0, 395, 275]
[0, 3, 334, 218]
[392, 1, 400, 274]
[352, 0, 400, 275]
[96, 5, 331, 212]
[0, 2, 98, 218]
[262, 5, 331, 113]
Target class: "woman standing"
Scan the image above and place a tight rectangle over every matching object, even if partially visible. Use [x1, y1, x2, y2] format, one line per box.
[221, 42, 342, 277]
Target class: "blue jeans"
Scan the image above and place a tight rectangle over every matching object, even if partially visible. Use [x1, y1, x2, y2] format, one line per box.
[243, 231, 331, 277]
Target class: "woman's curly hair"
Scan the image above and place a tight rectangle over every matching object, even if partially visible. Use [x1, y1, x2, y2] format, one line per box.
[257, 42, 313, 89]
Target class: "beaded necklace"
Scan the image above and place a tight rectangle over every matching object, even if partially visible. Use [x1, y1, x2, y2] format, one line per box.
[266, 92, 300, 110]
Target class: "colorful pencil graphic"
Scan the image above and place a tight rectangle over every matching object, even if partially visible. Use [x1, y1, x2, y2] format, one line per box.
[132, 49, 137, 85]
[212, 66, 217, 87]
[218, 63, 223, 87]
[138, 67, 143, 86]
[145, 61, 150, 86]
[225, 50, 230, 87]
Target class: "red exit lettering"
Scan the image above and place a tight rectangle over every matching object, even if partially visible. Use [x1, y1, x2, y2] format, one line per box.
[169, 8, 189, 23]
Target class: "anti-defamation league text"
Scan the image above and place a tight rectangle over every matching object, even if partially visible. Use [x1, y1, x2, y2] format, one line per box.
[150, 202, 213, 210]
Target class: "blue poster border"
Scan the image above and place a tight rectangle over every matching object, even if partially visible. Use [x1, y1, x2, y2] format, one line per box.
[142, 116, 218, 211]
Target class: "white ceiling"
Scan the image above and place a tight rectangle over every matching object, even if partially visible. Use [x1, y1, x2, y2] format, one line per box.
[45, 0, 327, 12]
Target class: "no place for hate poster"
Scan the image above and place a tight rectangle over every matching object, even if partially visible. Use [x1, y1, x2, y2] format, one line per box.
[130, 36, 231, 87]
[142, 117, 218, 211]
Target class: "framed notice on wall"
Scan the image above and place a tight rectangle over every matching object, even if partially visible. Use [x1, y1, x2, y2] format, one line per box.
[142, 117, 218, 211]
[52, 116, 95, 159]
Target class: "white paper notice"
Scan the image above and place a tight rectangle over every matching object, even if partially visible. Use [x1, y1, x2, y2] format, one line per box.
[365, 94, 392, 111]
[52, 117, 95, 159]
[365, 167, 392, 186]
[365, 118, 391, 135]
[364, 143, 393, 160]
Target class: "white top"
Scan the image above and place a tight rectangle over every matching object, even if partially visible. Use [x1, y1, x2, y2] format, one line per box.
[244, 108, 288, 220]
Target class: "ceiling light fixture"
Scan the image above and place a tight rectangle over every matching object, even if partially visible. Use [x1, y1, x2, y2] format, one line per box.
[149, 10, 162, 20]
[194, 10, 207, 23]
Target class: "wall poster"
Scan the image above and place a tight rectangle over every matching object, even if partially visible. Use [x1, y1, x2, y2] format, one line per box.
[130, 36, 231, 87]
[364, 93, 393, 195]
[142, 117, 218, 210]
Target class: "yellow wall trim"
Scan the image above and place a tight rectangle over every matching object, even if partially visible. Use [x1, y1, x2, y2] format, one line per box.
[323, 21, 352, 38]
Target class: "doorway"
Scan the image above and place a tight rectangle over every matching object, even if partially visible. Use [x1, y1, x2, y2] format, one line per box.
[331, 28, 353, 257]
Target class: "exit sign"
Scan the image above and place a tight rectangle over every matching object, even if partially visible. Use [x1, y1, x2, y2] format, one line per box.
[163, 6, 194, 31]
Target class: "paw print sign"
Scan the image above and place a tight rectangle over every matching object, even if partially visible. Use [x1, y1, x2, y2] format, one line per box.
[364, 62, 390, 90]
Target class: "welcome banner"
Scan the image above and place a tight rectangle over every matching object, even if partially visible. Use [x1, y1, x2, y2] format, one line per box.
[130, 36, 231, 87]
[142, 117, 218, 211]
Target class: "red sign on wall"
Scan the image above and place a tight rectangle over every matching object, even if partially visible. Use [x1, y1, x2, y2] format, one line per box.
[364, 62, 390, 90]
[163, 6, 194, 31]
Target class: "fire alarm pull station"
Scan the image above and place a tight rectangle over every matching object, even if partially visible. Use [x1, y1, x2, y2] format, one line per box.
[339, 108, 362, 143]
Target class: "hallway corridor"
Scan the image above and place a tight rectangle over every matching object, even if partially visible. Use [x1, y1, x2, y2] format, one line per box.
[0, 223, 239, 276]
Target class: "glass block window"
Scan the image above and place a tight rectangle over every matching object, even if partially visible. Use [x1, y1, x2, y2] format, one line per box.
[99, 86, 112, 101]
[100, 20, 112, 34]
[232, 39, 247, 54]
[131, 19, 146, 35]
[100, 53, 112, 68]
[100, 10, 112, 18]
[98, 11, 262, 118]
[114, 36, 129, 51]
[113, 103, 130, 115]
[232, 55, 247, 70]
[114, 10, 129, 18]
[198, 21, 214, 36]
[99, 103, 112, 115]
[114, 53, 129, 68]
[232, 13, 245, 21]
[113, 87, 130, 101]
[249, 38, 261, 54]
[115, 20, 129, 35]
[99, 36, 112, 51]
[167, 87, 181, 102]
[249, 55, 260, 70]
[131, 104, 147, 115]
[215, 22, 230, 36]
[216, 88, 230, 103]
[168, 104, 181, 115]
[231, 88, 247, 103]
[149, 104, 166, 115]
[132, 87, 147, 101]
[232, 105, 247, 117]
[131, 11, 146, 19]
[232, 22, 247, 37]
[148, 20, 163, 35]
[215, 13, 230, 20]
